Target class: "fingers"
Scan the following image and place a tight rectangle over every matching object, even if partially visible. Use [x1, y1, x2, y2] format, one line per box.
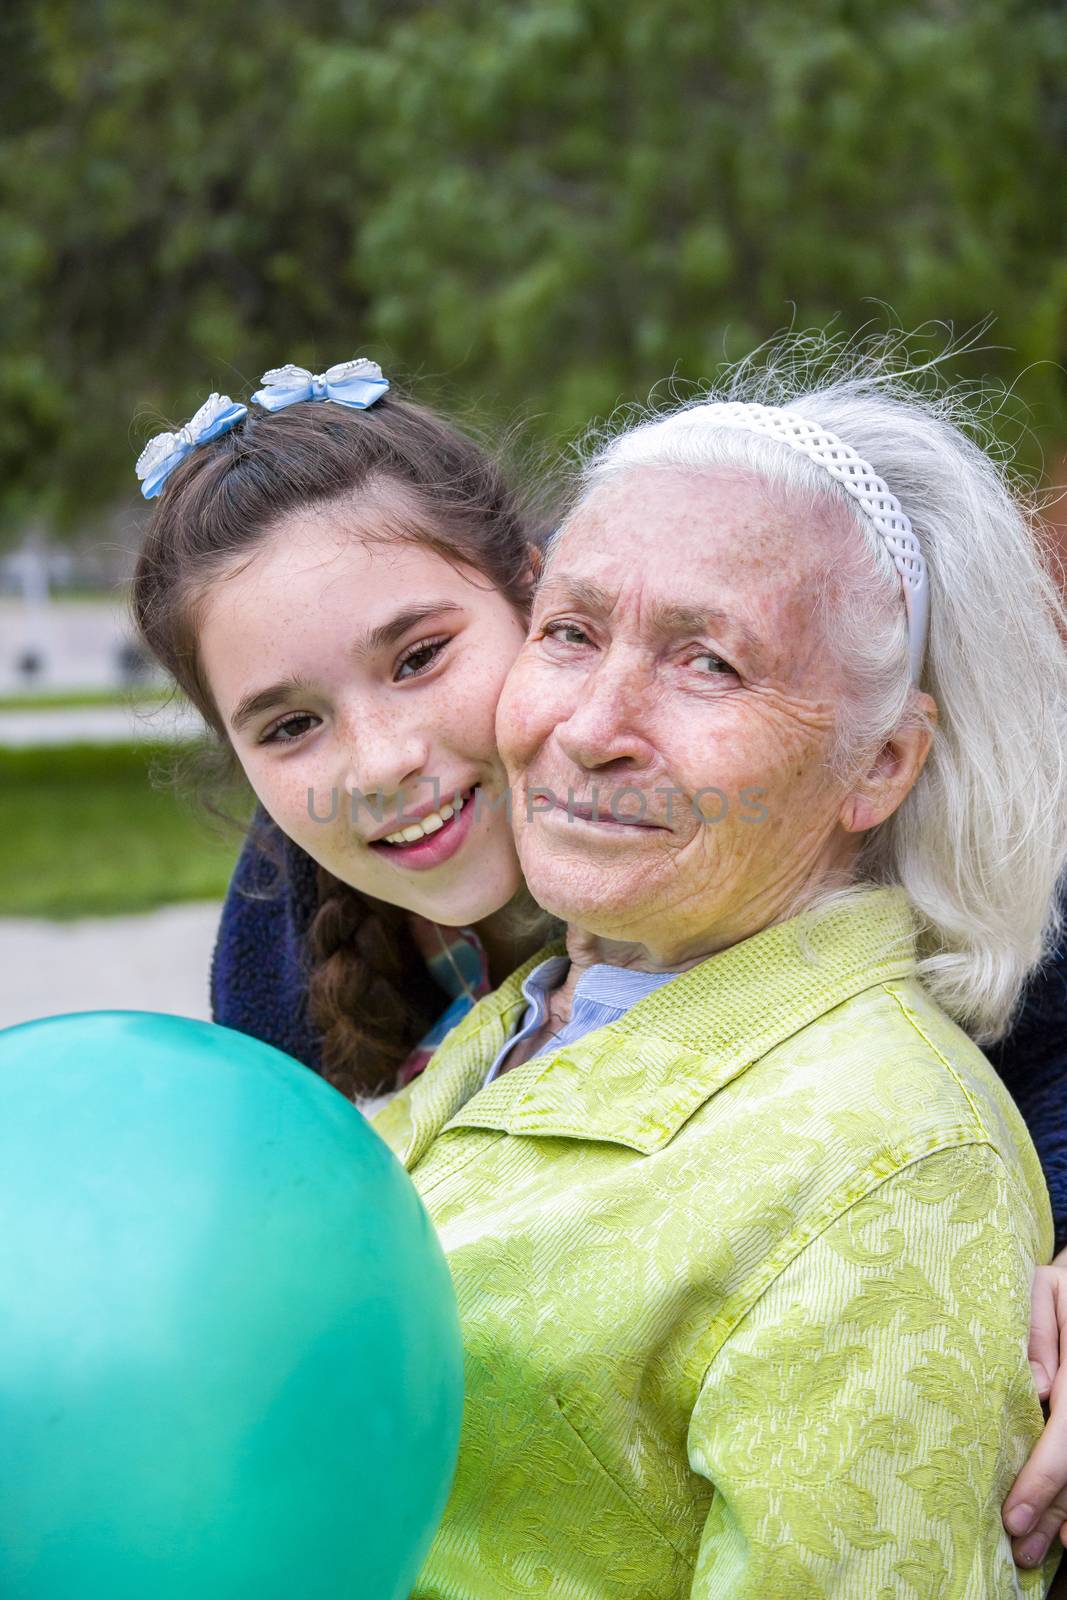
[1006, 1358, 1067, 1566]
[1028, 1268, 1061, 1400]
[1004, 1262, 1067, 1568]
[1009, 1492, 1067, 1570]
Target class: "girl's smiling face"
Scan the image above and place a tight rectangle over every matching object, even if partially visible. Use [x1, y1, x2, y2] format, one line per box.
[196, 490, 530, 926]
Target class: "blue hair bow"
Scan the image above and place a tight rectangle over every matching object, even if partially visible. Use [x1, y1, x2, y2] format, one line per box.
[251, 358, 389, 413]
[135, 392, 248, 500]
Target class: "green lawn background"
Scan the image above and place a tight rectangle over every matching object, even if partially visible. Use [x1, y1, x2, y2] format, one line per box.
[0, 744, 248, 918]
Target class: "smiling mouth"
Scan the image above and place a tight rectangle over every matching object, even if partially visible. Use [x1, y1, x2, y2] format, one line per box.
[375, 786, 475, 846]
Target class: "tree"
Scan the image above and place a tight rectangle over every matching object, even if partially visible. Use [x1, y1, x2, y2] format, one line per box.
[1, 0, 1065, 536]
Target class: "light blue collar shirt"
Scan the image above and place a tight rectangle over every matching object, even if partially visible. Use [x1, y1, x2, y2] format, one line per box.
[482, 956, 684, 1087]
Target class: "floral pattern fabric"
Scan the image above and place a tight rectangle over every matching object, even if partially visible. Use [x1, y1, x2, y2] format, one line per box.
[371, 887, 1061, 1597]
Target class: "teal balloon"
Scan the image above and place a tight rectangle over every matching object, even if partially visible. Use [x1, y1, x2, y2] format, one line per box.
[0, 1011, 463, 1599]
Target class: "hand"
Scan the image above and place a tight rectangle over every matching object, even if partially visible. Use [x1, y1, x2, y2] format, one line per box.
[1004, 1256, 1067, 1568]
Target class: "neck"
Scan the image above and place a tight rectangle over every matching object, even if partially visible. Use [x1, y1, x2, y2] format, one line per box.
[550, 854, 865, 1028]
[473, 886, 559, 989]
[546, 925, 693, 1028]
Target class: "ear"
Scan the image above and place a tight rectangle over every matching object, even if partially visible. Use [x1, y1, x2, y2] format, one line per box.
[839, 693, 939, 834]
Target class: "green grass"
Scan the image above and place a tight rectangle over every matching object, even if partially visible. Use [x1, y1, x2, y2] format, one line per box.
[0, 743, 251, 918]
[0, 687, 174, 711]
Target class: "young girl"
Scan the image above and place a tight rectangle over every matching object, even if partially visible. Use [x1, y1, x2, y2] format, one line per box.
[130, 359, 1067, 1570]
[132, 367, 556, 1110]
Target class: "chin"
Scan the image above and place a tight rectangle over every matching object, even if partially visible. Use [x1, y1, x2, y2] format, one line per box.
[523, 874, 639, 936]
[417, 871, 521, 929]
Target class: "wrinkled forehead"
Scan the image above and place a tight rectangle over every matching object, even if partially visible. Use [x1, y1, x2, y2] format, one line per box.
[542, 466, 846, 666]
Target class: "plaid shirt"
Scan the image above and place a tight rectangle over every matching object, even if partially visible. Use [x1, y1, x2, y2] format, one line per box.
[396, 915, 492, 1089]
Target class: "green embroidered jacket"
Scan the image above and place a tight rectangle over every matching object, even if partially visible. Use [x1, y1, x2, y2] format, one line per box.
[372, 887, 1061, 1598]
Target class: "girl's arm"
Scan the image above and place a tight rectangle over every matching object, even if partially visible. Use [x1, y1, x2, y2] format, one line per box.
[985, 896, 1067, 1568]
[210, 809, 324, 1070]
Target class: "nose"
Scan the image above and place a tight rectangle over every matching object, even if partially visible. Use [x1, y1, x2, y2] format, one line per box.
[338, 705, 431, 815]
[554, 647, 656, 774]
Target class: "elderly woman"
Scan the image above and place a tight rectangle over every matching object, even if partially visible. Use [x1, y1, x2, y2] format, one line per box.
[377, 362, 1067, 1597]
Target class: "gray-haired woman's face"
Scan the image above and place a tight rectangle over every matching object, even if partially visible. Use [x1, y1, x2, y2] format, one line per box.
[495, 465, 931, 962]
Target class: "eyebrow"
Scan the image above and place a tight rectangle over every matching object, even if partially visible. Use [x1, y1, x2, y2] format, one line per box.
[535, 575, 768, 665]
[229, 676, 316, 735]
[228, 601, 463, 734]
[355, 601, 463, 657]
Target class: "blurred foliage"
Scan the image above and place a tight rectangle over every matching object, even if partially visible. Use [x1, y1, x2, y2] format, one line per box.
[0, 0, 1065, 536]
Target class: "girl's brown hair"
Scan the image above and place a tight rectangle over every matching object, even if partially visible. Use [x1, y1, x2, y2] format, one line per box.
[131, 394, 538, 1099]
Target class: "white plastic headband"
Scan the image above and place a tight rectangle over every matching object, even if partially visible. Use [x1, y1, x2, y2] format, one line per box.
[691, 402, 929, 685]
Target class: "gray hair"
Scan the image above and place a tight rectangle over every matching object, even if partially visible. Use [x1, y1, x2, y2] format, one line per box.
[549, 335, 1067, 1044]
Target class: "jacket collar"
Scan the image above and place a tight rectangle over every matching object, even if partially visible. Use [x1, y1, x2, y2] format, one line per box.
[374, 887, 919, 1167]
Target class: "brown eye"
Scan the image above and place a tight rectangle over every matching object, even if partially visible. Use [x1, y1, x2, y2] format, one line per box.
[395, 637, 448, 680]
[259, 713, 319, 745]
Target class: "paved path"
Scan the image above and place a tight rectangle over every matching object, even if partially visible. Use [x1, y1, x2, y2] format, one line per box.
[0, 702, 206, 747]
[0, 902, 222, 1031]
[0, 901, 398, 1112]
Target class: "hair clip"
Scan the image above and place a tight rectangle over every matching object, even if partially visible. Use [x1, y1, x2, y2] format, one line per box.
[136, 393, 248, 500]
[251, 359, 389, 413]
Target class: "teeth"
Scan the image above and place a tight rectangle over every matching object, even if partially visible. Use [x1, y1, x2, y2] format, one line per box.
[382, 791, 467, 846]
